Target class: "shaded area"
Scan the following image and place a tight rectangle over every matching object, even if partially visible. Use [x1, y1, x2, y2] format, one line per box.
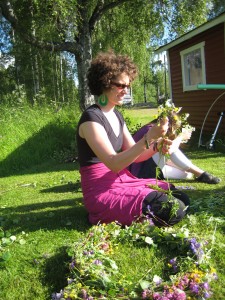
[41, 182, 82, 194]
[170, 182, 225, 223]
[0, 123, 77, 177]
[42, 246, 70, 295]
[0, 197, 90, 234]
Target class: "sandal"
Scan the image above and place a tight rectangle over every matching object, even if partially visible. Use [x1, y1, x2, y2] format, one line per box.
[196, 172, 221, 184]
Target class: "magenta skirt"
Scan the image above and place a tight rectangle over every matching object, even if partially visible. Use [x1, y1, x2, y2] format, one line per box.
[80, 163, 171, 226]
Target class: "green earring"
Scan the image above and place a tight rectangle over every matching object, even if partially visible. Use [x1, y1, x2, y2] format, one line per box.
[98, 94, 108, 106]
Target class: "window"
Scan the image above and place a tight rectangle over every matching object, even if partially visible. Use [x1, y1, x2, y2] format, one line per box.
[180, 42, 206, 91]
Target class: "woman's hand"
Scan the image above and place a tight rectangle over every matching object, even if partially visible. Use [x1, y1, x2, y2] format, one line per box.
[157, 138, 173, 154]
[158, 136, 185, 155]
[180, 128, 192, 142]
[146, 117, 169, 141]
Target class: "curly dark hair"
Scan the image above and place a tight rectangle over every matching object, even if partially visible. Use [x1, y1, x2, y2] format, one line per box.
[87, 50, 138, 96]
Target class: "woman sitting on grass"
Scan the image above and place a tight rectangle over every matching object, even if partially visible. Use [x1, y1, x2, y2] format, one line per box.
[76, 50, 190, 227]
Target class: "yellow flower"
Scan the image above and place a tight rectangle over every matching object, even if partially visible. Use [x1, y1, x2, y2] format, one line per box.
[69, 292, 77, 299]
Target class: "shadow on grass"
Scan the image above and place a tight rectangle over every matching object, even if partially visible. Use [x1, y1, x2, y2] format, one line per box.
[2, 181, 225, 235]
[176, 184, 225, 220]
[1, 197, 91, 234]
[41, 182, 82, 194]
[42, 246, 70, 296]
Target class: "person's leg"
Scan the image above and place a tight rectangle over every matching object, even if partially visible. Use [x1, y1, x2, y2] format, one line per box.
[142, 191, 189, 227]
[170, 187, 190, 206]
[161, 164, 193, 179]
[152, 151, 192, 179]
[170, 150, 221, 183]
[170, 150, 195, 171]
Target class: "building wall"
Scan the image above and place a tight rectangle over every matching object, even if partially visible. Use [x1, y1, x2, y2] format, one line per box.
[168, 23, 225, 138]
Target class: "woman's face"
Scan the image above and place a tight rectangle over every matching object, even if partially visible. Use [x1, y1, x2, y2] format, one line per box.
[104, 73, 130, 106]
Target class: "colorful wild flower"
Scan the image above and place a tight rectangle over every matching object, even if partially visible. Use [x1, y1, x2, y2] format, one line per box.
[52, 221, 218, 300]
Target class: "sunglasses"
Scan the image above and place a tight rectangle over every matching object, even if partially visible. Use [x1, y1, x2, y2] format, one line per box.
[111, 81, 130, 89]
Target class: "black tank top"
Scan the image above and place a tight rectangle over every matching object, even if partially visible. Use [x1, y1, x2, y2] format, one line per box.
[76, 104, 124, 167]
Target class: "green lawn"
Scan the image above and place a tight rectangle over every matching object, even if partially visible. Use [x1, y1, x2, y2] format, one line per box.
[0, 106, 225, 299]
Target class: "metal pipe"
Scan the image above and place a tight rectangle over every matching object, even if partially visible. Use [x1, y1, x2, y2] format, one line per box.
[197, 84, 225, 90]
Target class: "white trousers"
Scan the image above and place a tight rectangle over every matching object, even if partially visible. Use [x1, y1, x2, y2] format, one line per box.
[152, 150, 193, 179]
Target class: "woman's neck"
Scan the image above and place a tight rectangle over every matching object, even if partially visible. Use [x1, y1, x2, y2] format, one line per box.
[97, 103, 115, 113]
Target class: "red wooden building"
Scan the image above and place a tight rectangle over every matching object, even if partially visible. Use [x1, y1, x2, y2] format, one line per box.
[155, 13, 225, 145]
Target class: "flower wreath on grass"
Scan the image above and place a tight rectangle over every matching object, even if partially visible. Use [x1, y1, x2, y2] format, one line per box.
[52, 219, 218, 300]
[52, 101, 217, 300]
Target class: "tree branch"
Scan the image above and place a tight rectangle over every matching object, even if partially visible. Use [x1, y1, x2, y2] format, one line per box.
[0, 0, 81, 56]
[89, 0, 130, 32]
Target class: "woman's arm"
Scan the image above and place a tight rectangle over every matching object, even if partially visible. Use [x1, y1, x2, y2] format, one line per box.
[79, 120, 168, 173]
[122, 123, 161, 163]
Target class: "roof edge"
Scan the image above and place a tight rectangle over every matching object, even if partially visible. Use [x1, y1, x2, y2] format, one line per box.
[155, 12, 225, 54]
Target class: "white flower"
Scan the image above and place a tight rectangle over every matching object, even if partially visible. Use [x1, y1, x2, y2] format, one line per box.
[145, 236, 154, 245]
[153, 275, 162, 285]
[10, 235, 16, 242]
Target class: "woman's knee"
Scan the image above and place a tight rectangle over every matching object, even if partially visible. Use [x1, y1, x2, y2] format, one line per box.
[142, 191, 188, 227]
[170, 188, 190, 206]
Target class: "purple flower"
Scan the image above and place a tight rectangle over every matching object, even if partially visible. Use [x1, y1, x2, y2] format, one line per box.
[203, 291, 211, 298]
[172, 288, 186, 300]
[79, 289, 88, 298]
[169, 258, 177, 265]
[69, 259, 76, 269]
[52, 290, 63, 299]
[153, 292, 161, 300]
[201, 282, 209, 290]
[190, 283, 199, 294]
[142, 289, 148, 299]
[93, 259, 102, 265]
[83, 250, 94, 256]
[188, 238, 204, 260]
[67, 278, 74, 284]
[169, 257, 178, 273]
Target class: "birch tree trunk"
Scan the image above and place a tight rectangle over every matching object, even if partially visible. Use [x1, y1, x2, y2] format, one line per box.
[60, 54, 65, 103]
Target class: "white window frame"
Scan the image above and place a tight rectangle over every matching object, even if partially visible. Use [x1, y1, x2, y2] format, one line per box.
[180, 42, 206, 91]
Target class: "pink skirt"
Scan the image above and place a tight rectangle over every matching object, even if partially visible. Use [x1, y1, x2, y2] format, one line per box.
[80, 163, 171, 226]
